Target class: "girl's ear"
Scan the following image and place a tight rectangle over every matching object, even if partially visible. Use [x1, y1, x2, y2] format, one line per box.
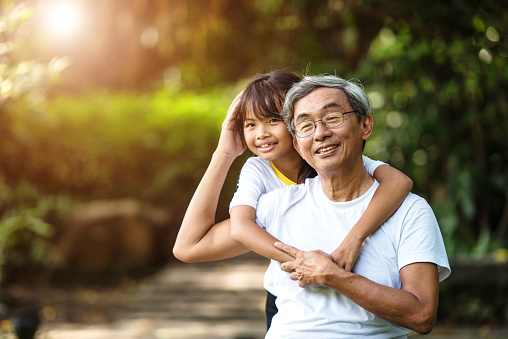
[362, 114, 374, 141]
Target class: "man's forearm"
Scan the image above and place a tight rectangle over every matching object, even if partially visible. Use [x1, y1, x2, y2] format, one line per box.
[322, 262, 439, 335]
[276, 242, 440, 335]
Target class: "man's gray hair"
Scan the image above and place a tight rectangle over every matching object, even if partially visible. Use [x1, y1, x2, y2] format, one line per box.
[282, 75, 371, 138]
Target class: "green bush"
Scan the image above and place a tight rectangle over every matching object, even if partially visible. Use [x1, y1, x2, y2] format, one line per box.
[0, 181, 69, 283]
[4, 88, 244, 201]
[356, 22, 508, 256]
[0, 87, 248, 282]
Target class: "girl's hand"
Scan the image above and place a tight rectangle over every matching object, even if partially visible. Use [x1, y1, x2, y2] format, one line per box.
[217, 90, 246, 157]
[330, 236, 363, 272]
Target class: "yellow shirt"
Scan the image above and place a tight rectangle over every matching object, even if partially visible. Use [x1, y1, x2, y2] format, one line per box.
[270, 161, 297, 186]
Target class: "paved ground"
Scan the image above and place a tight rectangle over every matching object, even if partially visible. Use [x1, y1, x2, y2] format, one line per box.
[12, 257, 507, 339]
[36, 259, 267, 339]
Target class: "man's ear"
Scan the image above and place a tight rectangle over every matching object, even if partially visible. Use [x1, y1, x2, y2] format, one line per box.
[293, 138, 303, 157]
[362, 114, 374, 141]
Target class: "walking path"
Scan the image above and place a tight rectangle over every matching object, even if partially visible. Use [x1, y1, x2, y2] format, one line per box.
[31, 257, 508, 339]
[39, 258, 268, 339]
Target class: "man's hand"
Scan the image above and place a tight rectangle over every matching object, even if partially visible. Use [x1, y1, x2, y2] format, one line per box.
[275, 242, 338, 288]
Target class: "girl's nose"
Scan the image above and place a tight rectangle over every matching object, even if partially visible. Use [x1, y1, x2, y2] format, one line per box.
[256, 126, 270, 139]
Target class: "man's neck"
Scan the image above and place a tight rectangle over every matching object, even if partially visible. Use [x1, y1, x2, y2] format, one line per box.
[318, 156, 374, 202]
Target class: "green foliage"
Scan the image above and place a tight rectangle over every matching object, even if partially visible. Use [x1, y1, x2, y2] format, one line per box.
[0, 86, 247, 282]
[438, 280, 508, 325]
[357, 8, 508, 255]
[4, 88, 236, 199]
[0, 182, 69, 282]
[0, 1, 71, 284]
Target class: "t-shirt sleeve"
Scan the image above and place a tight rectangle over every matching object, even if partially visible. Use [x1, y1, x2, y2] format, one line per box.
[254, 193, 270, 230]
[397, 198, 451, 282]
[362, 155, 386, 176]
[229, 158, 266, 212]
[254, 189, 283, 233]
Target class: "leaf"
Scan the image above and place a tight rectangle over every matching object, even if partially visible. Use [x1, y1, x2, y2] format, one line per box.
[26, 216, 53, 237]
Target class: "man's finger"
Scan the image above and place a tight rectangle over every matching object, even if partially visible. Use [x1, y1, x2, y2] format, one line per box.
[280, 261, 297, 272]
[274, 242, 301, 258]
[289, 272, 300, 281]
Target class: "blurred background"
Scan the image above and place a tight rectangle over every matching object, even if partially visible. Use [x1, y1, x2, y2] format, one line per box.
[0, 0, 507, 337]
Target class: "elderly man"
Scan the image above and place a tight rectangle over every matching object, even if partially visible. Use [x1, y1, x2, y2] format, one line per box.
[254, 75, 450, 338]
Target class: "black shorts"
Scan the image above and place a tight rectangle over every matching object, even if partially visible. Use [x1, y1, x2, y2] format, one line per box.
[265, 290, 278, 330]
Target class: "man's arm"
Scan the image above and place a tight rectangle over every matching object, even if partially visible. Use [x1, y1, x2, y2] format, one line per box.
[276, 242, 439, 335]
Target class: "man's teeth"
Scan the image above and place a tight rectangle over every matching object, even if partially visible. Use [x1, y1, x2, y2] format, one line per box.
[317, 145, 337, 153]
[260, 143, 274, 148]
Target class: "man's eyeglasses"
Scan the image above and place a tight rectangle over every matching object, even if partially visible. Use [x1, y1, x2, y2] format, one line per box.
[294, 111, 356, 138]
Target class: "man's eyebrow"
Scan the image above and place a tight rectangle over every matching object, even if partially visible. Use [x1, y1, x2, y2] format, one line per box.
[323, 102, 341, 110]
[295, 103, 345, 122]
[295, 113, 311, 122]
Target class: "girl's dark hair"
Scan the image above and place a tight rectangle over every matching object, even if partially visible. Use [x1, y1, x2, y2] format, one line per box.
[233, 70, 301, 146]
[297, 161, 317, 184]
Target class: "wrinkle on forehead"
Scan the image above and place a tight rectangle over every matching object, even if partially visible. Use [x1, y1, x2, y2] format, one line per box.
[294, 88, 350, 117]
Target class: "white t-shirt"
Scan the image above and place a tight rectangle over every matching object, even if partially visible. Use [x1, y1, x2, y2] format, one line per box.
[230, 155, 385, 210]
[256, 177, 450, 338]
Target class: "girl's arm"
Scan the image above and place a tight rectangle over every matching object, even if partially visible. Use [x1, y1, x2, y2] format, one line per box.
[331, 164, 413, 271]
[173, 92, 249, 263]
[230, 205, 294, 262]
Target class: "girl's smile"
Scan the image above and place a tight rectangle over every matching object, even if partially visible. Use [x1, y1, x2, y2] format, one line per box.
[257, 142, 278, 153]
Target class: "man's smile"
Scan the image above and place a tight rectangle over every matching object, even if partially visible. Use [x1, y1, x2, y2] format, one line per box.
[315, 144, 339, 155]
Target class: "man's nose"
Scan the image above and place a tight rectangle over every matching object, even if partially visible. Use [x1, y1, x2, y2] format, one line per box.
[314, 121, 331, 140]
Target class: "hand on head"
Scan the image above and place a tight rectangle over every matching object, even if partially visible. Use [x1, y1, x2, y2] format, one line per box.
[218, 90, 246, 157]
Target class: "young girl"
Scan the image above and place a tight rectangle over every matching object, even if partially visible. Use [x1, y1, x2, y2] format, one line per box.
[173, 70, 413, 327]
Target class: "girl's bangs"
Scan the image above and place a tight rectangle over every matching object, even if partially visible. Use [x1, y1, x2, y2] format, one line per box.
[248, 91, 284, 120]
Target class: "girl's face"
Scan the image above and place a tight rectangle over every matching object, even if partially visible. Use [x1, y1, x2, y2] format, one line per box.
[243, 109, 296, 162]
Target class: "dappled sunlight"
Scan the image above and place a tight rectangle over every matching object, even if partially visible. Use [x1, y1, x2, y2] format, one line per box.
[38, 0, 86, 39]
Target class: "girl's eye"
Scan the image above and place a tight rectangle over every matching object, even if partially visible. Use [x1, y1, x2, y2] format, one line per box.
[269, 118, 280, 123]
[245, 123, 255, 128]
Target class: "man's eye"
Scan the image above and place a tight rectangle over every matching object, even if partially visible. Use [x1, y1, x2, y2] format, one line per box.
[298, 122, 314, 132]
[325, 117, 340, 123]
[324, 114, 342, 125]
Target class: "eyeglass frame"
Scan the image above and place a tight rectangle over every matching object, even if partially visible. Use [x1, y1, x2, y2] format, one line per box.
[294, 110, 356, 138]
